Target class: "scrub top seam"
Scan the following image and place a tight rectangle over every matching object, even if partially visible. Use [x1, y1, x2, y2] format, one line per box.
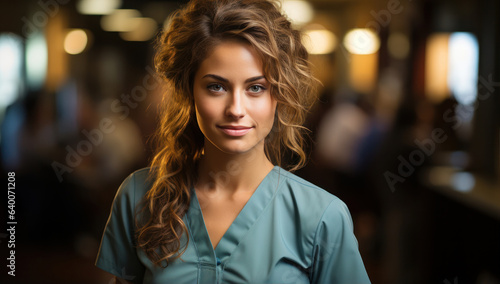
[278, 169, 326, 194]
[309, 198, 338, 281]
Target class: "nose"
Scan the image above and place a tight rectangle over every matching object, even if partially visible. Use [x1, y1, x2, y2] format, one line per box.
[225, 89, 246, 118]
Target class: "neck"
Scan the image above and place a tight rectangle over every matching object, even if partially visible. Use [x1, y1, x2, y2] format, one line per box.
[196, 141, 274, 196]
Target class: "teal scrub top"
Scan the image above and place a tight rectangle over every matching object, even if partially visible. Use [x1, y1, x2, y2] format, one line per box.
[95, 166, 371, 284]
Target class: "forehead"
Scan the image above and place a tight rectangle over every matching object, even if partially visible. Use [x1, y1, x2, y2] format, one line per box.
[195, 40, 264, 78]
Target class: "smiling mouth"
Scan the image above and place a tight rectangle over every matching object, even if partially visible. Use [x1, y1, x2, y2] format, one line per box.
[217, 125, 253, 136]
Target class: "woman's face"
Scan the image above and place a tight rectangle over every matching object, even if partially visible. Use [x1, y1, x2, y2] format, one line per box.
[193, 40, 277, 156]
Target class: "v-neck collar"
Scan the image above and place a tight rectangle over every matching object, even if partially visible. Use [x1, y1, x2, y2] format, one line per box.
[186, 166, 282, 262]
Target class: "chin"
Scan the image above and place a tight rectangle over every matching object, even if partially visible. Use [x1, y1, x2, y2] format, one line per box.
[205, 135, 266, 156]
[210, 139, 260, 155]
[216, 145, 254, 155]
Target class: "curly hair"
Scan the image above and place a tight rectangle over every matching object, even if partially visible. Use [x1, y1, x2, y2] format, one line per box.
[136, 0, 318, 267]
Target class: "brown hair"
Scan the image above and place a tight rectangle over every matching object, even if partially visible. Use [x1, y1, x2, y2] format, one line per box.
[136, 0, 318, 267]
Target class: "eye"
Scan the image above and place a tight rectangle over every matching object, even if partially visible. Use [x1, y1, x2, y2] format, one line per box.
[207, 83, 225, 93]
[248, 85, 266, 94]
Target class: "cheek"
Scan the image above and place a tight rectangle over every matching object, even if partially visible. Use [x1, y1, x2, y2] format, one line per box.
[194, 96, 219, 128]
[253, 97, 277, 127]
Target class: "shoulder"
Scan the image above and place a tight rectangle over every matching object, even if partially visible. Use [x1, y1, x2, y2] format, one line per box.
[112, 167, 154, 211]
[273, 167, 351, 229]
[124, 167, 153, 186]
[272, 168, 356, 259]
[274, 167, 339, 209]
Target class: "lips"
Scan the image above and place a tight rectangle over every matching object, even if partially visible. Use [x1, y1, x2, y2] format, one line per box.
[217, 125, 253, 136]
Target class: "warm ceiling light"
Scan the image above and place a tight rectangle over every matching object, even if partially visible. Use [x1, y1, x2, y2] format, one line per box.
[343, 29, 380, 55]
[77, 0, 122, 15]
[64, 29, 88, 55]
[425, 33, 450, 103]
[282, 0, 314, 27]
[303, 28, 337, 55]
[101, 9, 142, 32]
[119, 17, 158, 41]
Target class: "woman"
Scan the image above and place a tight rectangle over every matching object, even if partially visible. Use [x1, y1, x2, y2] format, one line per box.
[96, 0, 371, 283]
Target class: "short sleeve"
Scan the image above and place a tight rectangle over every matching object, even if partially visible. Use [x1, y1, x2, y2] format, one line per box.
[95, 173, 146, 284]
[310, 198, 371, 284]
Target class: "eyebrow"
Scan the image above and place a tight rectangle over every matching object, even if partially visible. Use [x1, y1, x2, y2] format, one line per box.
[202, 74, 266, 83]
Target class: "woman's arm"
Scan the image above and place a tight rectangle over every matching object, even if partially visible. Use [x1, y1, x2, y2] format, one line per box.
[95, 171, 147, 283]
[311, 199, 371, 283]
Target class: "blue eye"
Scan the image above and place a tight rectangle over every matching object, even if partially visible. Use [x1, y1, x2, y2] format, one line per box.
[207, 84, 225, 92]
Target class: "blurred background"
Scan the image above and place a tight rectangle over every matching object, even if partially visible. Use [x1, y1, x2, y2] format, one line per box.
[0, 0, 499, 283]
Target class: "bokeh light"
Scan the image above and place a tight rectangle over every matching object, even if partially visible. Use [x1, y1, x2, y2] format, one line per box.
[64, 29, 89, 55]
[343, 29, 380, 55]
